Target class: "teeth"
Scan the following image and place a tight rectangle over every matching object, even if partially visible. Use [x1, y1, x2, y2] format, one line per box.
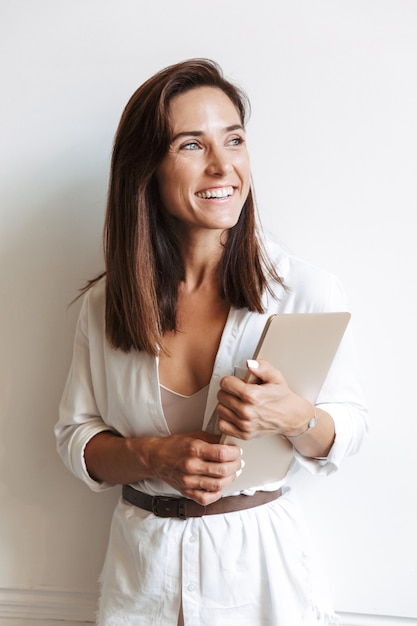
[196, 186, 234, 199]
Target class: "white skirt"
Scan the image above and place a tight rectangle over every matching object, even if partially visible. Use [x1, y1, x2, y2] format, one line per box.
[97, 486, 339, 626]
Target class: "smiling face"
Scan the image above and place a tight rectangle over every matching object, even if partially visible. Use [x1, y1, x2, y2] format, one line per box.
[155, 86, 251, 238]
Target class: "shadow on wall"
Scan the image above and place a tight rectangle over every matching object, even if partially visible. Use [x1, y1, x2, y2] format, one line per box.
[0, 147, 120, 589]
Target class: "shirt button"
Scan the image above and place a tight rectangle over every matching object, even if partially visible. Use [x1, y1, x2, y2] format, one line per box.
[187, 584, 196, 592]
[189, 535, 197, 543]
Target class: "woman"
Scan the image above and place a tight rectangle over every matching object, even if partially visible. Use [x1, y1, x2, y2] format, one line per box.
[55, 59, 367, 625]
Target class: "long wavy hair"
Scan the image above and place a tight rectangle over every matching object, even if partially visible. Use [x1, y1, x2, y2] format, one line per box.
[85, 59, 283, 354]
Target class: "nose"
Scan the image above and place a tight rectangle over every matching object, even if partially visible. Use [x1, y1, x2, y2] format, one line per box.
[205, 146, 232, 176]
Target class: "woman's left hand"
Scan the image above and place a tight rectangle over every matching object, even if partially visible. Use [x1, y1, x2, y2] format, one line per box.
[216, 359, 314, 439]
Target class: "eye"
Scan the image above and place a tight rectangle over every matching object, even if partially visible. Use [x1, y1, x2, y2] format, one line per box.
[227, 135, 245, 147]
[181, 141, 201, 151]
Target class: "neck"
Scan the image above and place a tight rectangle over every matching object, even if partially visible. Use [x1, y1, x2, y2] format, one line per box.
[175, 228, 226, 290]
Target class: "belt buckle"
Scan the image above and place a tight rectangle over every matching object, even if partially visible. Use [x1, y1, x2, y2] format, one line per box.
[151, 496, 188, 520]
[151, 496, 173, 517]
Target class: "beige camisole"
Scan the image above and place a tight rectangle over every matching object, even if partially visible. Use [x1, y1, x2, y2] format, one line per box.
[160, 384, 209, 434]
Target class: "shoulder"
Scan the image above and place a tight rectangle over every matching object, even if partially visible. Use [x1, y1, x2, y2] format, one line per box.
[85, 275, 106, 306]
[261, 232, 347, 312]
[77, 276, 106, 333]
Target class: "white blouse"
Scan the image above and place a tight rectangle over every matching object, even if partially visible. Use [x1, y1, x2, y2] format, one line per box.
[55, 237, 368, 625]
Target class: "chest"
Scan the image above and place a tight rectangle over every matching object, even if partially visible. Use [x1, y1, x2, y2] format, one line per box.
[92, 304, 271, 436]
[158, 293, 230, 396]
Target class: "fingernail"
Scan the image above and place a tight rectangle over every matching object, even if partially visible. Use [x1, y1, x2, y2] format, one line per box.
[247, 359, 259, 369]
[240, 448, 244, 456]
[236, 460, 246, 478]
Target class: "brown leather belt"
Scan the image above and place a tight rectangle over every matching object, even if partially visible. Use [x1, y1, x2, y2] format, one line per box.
[122, 484, 282, 520]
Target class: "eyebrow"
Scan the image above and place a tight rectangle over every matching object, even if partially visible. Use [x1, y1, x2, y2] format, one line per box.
[171, 124, 245, 143]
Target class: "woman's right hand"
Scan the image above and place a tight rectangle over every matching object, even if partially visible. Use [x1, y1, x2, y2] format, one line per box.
[84, 430, 243, 506]
[142, 432, 243, 505]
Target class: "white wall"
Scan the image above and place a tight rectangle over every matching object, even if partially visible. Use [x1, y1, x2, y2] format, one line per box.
[1, 0, 416, 623]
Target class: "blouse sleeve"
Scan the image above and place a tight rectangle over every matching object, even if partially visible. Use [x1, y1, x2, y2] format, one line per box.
[294, 272, 368, 475]
[54, 292, 117, 492]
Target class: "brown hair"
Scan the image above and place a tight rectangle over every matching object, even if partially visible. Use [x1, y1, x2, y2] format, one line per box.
[87, 58, 283, 354]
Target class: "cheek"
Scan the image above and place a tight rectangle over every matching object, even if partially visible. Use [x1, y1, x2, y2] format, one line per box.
[156, 170, 194, 215]
[236, 154, 251, 182]
[157, 160, 193, 195]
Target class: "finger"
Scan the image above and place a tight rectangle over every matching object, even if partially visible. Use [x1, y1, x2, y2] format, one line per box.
[181, 462, 241, 496]
[217, 386, 262, 423]
[217, 416, 253, 440]
[246, 359, 284, 385]
[216, 401, 253, 431]
[182, 488, 223, 506]
[179, 456, 245, 504]
[202, 455, 243, 479]
[218, 374, 248, 397]
[178, 442, 242, 487]
[199, 441, 242, 463]
[217, 389, 243, 414]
